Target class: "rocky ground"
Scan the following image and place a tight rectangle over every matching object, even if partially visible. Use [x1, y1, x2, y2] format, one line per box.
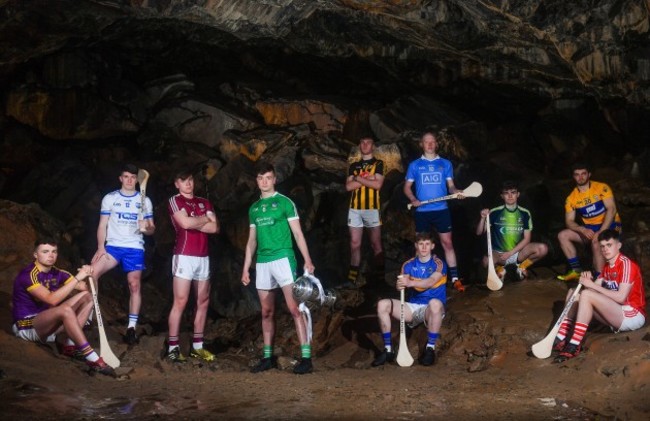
[1, 269, 648, 420]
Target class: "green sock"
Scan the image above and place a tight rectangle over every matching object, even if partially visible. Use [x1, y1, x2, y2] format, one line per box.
[301, 344, 311, 359]
[263, 345, 273, 359]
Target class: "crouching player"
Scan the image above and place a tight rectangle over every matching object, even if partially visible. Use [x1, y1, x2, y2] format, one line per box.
[372, 232, 446, 367]
[12, 237, 115, 376]
[554, 229, 646, 362]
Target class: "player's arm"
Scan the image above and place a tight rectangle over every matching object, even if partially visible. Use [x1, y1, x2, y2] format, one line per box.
[502, 230, 531, 260]
[579, 271, 632, 304]
[200, 211, 219, 234]
[29, 266, 93, 306]
[403, 180, 421, 207]
[352, 172, 384, 190]
[596, 196, 617, 236]
[564, 209, 585, 233]
[403, 271, 443, 289]
[289, 219, 315, 274]
[92, 214, 110, 263]
[476, 209, 489, 235]
[241, 226, 257, 286]
[138, 197, 156, 235]
[447, 178, 460, 195]
[172, 208, 213, 230]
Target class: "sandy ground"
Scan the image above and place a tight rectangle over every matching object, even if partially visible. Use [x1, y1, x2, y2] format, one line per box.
[1, 272, 649, 420]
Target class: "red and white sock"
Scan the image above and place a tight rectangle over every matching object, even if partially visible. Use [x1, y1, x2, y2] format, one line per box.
[556, 317, 574, 341]
[568, 322, 588, 345]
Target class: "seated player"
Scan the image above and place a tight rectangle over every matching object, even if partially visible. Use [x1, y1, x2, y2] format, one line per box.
[372, 232, 446, 367]
[12, 237, 115, 376]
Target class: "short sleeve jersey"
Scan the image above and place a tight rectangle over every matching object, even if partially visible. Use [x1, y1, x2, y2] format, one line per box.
[600, 253, 646, 317]
[12, 263, 74, 326]
[249, 192, 299, 263]
[405, 156, 454, 212]
[401, 254, 447, 305]
[348, 158, 384, 210]
[168, 194, 214, 257]
[564, 181, 621, 230]
[101, 190, 154, 250]
[488, 205, 533, 253]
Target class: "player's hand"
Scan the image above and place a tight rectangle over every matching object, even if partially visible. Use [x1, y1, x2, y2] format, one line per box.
[480, 208, 489, 218]
[303, 261, 315, 275]
[579, 226, 594, 240]
[578, 271, 595, 288]
[138, 219, 148, 233]
[396, 274, 409, 290]
[456, 189, 466, 199]
[410, 199, 421, 208]
[77, 265, 93, 279]
[241, 272, 250, 286]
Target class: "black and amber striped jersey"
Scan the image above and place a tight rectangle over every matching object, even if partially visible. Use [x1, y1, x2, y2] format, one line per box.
[348, 158, 384, 210]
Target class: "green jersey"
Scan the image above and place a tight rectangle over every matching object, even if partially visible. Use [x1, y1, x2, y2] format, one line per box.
[488, 205, 532, 253]
[249, 192, 299, 263]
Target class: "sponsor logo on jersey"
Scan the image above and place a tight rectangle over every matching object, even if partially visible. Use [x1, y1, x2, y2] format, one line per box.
[420, 172, 442, 184]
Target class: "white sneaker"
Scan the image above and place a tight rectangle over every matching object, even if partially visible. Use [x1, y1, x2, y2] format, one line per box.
[516, 267, 527, 280]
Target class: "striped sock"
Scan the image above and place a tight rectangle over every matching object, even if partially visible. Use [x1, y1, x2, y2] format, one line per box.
[128, 314, 138, 329]
[569, 322, 588, 345]
[567, 257, 582, 272]
[192, 332, 204, 350]
[556, 318, 574, 341]
[168, 335, 179, 352]
[426, 332, 439, 349]
[519, 258, 533, 270]
[347, 266, 359, 283]
[449, 266, 459, 281]
[382, 332, 392, 352]
[77, 342, 99, 362]
[263, 345, 273, 359]
[301, 344, 311, 359]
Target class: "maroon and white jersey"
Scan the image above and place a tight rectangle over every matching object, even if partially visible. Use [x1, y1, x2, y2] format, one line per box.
[168, 194, 214, 257]
[600, 253, 646, 317]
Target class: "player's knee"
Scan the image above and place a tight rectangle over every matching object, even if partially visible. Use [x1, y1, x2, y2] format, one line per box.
[557, 229, 570, 241]
[538, 243, 549, 257]
[427, 299, 443, 315]
[377, 299, 391, 314]
[260, 308, 274, 320]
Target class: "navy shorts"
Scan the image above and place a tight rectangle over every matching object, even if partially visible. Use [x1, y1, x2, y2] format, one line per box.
[415, 209, 452, 234]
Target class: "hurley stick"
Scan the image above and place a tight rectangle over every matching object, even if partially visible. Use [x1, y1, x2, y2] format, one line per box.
[407, 181, 483, 210]
[485, 216, 503, 291]
[396, 288, 414, 367]
[88, 277, 120, 368]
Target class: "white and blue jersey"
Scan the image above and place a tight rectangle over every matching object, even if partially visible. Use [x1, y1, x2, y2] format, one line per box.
[101, 190, 154, 250]
[405, 156, 454, 212]
[401, 254, 447, 305]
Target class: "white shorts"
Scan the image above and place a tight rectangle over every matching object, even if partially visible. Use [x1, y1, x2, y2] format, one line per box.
[13, 324, 56, 343]
[504, 252, 519, 266]
[348, 209, 381, 228]
[406, 302, 445, 328]
[256, 257, 296, 290]
[616, 306, 646, 332]
[172, 255, 210, 281]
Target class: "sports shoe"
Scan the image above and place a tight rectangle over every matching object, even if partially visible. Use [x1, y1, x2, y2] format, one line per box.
[419, 347, 436, 366]
[371, 349, 395, 367]
[496, 265, 506, 280]
[251, 357, 277, 373]
[552, 338, 566, 353]
[293, 357, 313, 374]
[87, 357, 116, 377]
[557, 270, 580, 282]
[516, 267, 528, 281]
[164, 347, 187, 363]
[57, 343, 86, 361]
[189, 347, 215, 362]
[452, 279, 466, 292]
[123, 327, 139, 345]
[554, 342, 582, 363]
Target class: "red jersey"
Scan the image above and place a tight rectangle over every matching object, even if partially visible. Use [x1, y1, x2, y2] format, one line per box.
[168, 194, 214, 257]
[600, 253, 646, 317]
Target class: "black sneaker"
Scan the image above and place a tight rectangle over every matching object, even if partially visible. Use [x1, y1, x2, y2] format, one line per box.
[554, 342, 582, 363]
[123, 327, 139, 345]
[164, 347, 187, 363]
[251, 357, 277, 373]
[419, 347, 436, 366]
[371, 349, 395, 367]
[552, 338, 566, 353]
[87, 357, 116, 377]
[293, 357, 313, 374]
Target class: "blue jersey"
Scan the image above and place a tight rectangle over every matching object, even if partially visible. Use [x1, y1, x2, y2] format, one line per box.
[405, 156, 454, 211]
[401, 254, 447, 305]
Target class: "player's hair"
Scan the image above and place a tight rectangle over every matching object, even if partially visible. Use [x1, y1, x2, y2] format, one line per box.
[420, 130, 438, 141]
[255, 161, 275, 176]
[414, 232, 433, 243]
[360, 135, 374, 143]
[34, 236, 58, 250]
[174, 170, 193, 181]
[501, 180, 518, 192]
[571, 162, 590, 173]
[597, 229, 620, 242]
[121, 163, 139, 176]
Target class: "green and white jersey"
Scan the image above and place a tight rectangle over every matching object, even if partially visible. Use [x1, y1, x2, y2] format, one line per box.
[488, 205, 532, 253]
[249, 192, 299, 263]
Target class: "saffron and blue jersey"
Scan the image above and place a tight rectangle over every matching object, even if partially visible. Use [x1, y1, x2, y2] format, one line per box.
[564, 181, 621, 231]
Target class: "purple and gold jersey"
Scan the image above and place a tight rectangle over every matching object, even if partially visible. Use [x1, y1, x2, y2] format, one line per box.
[401, 254, 447, 305]
[12, 263, 74, 327]
[405, 156, 454, 212]
[564, 181, 621, 230]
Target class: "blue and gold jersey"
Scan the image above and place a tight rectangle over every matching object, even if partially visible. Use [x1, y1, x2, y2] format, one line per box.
[401, 254, 447, 305]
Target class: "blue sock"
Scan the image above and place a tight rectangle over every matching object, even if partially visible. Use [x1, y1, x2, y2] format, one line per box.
[449, 266, 458, 280]
[567, 257, 582, 272]
[382, 332, 392, 352]
[427, 332, 439, 349]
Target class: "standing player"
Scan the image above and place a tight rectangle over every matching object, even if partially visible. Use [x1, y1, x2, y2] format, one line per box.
[372, 232, 446, 367]
[553, 230, 645, 362]
[403, 131, 466, 292]
[12, 237, 114, 376]
[557, 163, 621, 281]
[241, 162, 316, 375]
[91, 163, 155, 345]
[343, 136, 385, 288]
[476, 181, 548, 281]
[164, 171, 219, 363]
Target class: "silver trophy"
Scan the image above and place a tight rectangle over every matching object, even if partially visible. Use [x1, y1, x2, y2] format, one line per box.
[293, 274, 337, 307]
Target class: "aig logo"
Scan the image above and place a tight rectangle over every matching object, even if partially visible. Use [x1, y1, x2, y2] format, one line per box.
[420, 172, 441, 184]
